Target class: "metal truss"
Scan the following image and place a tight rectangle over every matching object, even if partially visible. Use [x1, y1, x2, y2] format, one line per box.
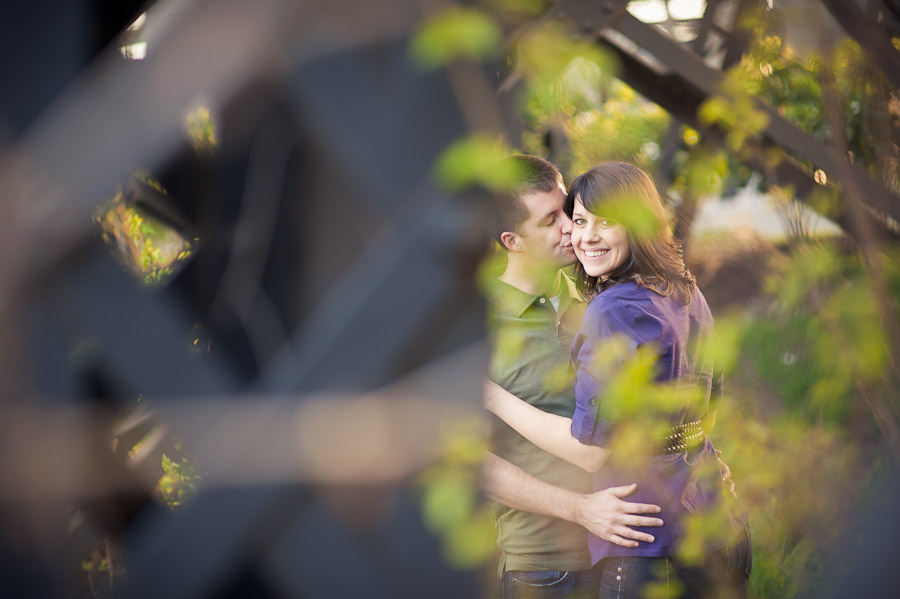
[2, 1, 899, 597]
[530, 0, 900, 239]
[0, 0, 497, 596]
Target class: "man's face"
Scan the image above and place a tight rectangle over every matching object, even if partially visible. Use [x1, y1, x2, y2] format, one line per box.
[514, 184, 577, 269]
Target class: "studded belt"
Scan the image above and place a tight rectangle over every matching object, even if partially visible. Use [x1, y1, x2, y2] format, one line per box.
[660, 420, 705, 454]
[659, 407, 718, 455]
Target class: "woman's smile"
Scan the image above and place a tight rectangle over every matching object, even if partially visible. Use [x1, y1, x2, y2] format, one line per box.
[571, 198, 630, 278]
[582, 249, 610, 258]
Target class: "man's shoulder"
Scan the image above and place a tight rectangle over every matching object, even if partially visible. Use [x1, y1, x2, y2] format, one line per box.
[485, 276, 535, 318]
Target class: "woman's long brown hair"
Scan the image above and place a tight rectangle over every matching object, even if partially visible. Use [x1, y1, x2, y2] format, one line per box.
[564, 161, 696, 303]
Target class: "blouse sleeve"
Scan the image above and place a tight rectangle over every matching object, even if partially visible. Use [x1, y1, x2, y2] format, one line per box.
[570, 296, 641, 446]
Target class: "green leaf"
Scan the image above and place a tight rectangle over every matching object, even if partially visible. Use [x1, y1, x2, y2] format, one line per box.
[433, 134, 517, 191]
[421, 469, 475, 532]
[410, 7, 500, 69]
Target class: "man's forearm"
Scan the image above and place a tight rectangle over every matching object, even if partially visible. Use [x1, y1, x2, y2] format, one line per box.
[480, 452, 581, 523]
[481, 452, 663, 547]
[484, 380, 609, 472]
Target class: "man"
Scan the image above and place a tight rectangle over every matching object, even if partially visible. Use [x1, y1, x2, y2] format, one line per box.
[481, 155, 663, 598]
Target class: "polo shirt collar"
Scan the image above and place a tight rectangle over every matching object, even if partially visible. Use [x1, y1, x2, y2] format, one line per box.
[486, 268, 583, 317]
[555, 268, 583, 314]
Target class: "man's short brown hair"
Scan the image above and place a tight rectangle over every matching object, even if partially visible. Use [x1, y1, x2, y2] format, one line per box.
[494, 155, 564, 246]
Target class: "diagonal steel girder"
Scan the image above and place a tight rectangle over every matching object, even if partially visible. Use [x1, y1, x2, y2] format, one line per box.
[552, 0, 900, 232]
[599, 35, 866, 229]
[820, 0, 900, 92]
[0, 0, 497, 595]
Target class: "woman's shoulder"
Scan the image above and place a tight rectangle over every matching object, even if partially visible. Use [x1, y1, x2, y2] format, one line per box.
[591, 282, 653, 306]
[693, 286, 710, 307]
[589, 282, 631, 305]
[689, 286, 715, 321]
[584, 282, 646, 321]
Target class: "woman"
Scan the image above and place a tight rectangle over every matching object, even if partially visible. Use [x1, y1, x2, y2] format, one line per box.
[484, 162, 749, 599]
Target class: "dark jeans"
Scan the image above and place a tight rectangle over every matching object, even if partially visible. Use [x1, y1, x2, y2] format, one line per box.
[500, 568, 601, 599]
[596, 527, 752, 599]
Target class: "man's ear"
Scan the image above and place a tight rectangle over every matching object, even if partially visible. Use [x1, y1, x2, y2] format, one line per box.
[499, 231, 521, 253]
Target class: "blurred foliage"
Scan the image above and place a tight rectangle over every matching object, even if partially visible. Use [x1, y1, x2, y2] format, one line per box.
[95, 172, 195, 287]
[184, 322, 212, 356]
[80, 541, 123, 599]
[158, 452, 202, 510]
[698, 28, 900, 196]
[691, 236, 900, 598]
[417, 417, 497, 570]
[699, 76, 771, 156]
[185, 104, 218, 153]
[523, 235, 898, 598]
[490, 0, 552, 20]
[434, 134, 518, 191]
[410, 6, 501, 69]
[124, 427, 202, 511]
[418, 3, 900, 596]
[77, 423, 202, 597]
[513, 28, 671, 176]
[742, 34, 899, 185]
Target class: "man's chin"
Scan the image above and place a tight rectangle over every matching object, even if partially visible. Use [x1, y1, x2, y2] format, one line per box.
[559, 251, 578, 268]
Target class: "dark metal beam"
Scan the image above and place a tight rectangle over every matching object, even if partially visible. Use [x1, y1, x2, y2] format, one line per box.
[722, 0, 767, 68]
[820, 0, 900, 91]
[598, 38, 881, 237]
[599, 10, 900, 229]
[554, 0, 631, 31]
[113, 26, 495, 598]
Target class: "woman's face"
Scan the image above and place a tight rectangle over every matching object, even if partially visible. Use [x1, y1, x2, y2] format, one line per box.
[571, 197, 630, 278]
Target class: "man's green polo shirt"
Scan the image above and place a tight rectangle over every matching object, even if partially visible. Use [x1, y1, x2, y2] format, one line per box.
[486, 269, 592, 574]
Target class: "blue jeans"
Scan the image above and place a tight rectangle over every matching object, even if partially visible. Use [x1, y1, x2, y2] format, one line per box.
[597, 527, 752, 599]
[499, 568, 601, 599]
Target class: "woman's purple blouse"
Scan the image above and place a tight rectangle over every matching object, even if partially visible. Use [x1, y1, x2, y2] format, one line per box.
[569, 282, 738, 564]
